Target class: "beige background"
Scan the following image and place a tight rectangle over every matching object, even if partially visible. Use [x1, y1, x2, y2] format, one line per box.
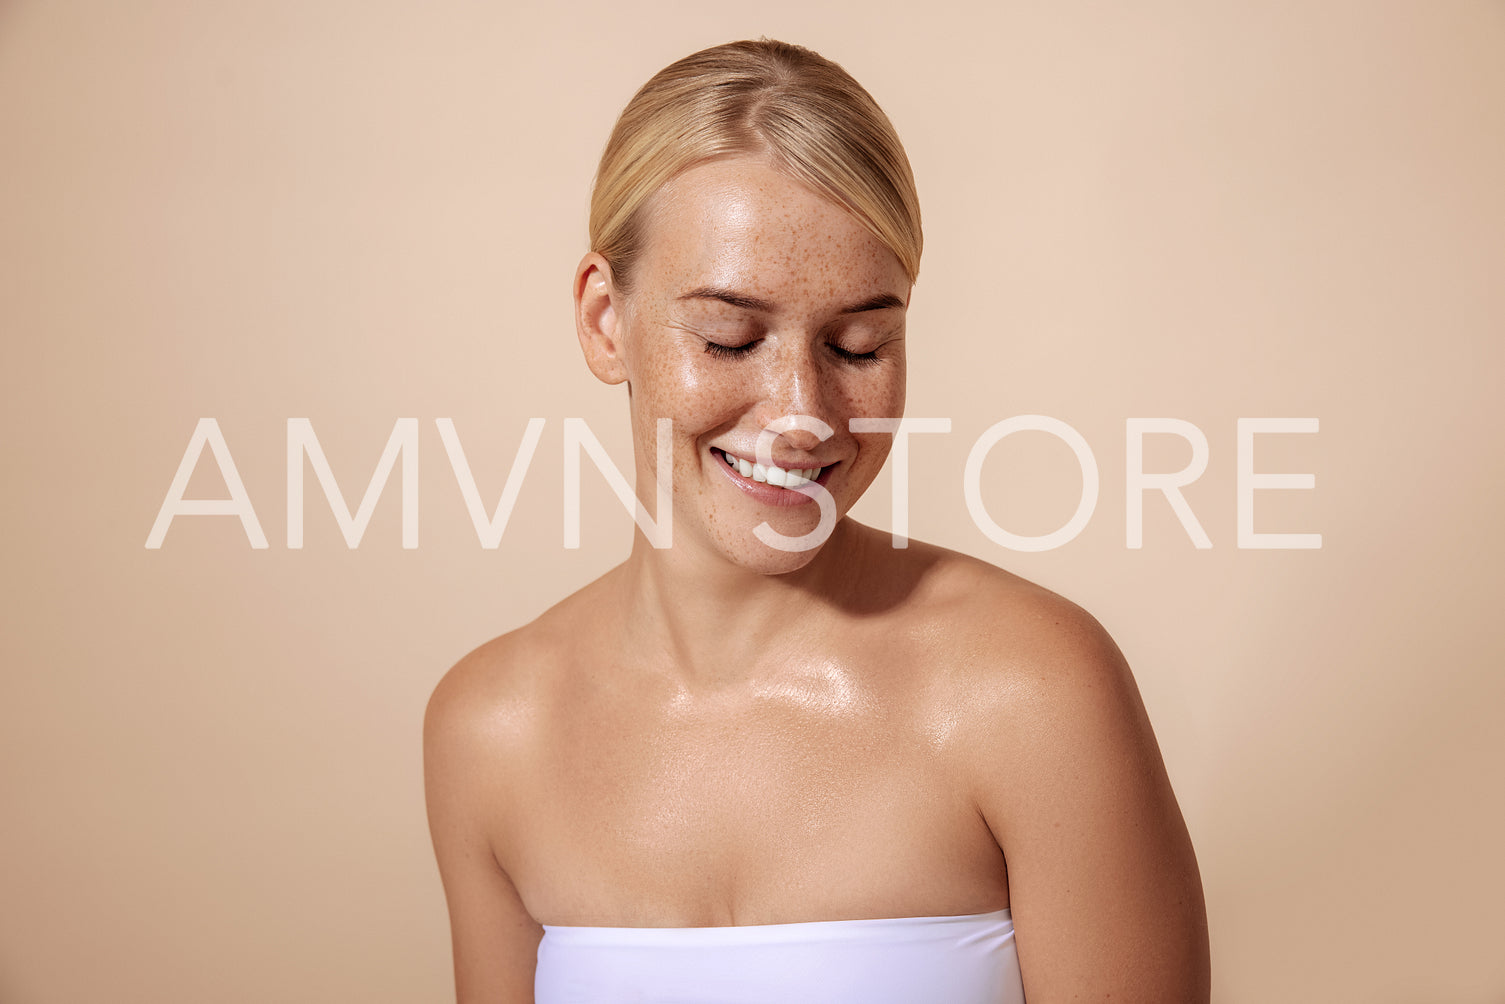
[3, 1, 1502, 1001]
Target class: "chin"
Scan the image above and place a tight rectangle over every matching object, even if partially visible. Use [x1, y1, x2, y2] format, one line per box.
[738, 541, 827, 577]
[702, 516, 836, 577]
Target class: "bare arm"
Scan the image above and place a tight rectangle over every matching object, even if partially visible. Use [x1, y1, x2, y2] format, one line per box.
[973, 594, 1210, 1002]
[424, 654, 542, 1003]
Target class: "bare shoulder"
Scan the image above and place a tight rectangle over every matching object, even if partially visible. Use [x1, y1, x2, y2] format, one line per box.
[423, 576, 611, 769]
[893, 540, 1131, 708]
[895, 541, 1163, 817]
[423, 586, 612, 1002]
[426, 620, 553, 731]
[425, 624, 545, 758]
[894, 542, 1210, 1001]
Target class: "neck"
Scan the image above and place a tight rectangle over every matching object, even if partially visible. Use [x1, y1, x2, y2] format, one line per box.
[611, 518, 874, 688]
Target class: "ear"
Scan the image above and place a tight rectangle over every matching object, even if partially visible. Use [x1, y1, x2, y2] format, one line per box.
[573, 252, 629, 386]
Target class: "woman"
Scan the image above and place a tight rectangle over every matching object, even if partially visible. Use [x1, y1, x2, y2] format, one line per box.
[425, 39, 1210, 1003]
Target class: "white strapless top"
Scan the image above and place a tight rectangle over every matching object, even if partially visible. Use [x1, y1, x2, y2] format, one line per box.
[534, 908, 1025, 1003]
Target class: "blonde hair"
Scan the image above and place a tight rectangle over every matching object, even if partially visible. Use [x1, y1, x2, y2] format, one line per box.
[589, 39, 923, 290]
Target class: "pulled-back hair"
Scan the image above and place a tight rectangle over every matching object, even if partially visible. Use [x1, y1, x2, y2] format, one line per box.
[589, 39, 923, 290]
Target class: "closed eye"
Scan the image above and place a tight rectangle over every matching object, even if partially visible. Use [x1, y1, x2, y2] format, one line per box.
[704, 340, 759, 359]
[829, 343, 882, 366]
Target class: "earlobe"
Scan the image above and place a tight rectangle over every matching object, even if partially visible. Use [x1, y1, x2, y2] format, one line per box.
[574, 253, 629, 386]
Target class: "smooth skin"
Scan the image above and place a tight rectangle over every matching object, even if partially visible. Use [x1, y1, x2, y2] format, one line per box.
[424, 155, 1211, 1003]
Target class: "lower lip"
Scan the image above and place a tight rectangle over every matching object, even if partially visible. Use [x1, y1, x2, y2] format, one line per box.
[711, 450, 833, 508]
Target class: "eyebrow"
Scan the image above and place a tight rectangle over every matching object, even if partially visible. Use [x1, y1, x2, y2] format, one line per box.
[676, 286, 906, 314]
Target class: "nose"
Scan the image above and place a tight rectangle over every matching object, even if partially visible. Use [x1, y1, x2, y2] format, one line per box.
[755, 341, 829, 451]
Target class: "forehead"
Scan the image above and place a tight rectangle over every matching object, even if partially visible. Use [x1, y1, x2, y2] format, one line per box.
[635, 156, 908, 307]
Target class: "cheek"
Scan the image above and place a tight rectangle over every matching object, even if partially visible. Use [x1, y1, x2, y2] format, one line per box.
[629, 349, 744, 427]
[881, 363, 907, 415]
[841, 362, 907, 421]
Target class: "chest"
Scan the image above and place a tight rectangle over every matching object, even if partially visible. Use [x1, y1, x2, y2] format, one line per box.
[496, 686, 1006, 925]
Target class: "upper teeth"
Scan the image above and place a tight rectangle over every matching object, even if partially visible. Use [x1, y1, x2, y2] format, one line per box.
[720, 450, 823, 487]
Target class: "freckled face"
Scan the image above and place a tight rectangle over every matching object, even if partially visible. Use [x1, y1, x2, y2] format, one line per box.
[614, 155, 909, 573]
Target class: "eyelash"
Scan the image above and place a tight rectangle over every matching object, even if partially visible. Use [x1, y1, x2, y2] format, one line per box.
[703, 341, 756, 360]
[830, 344, 882, 367]
[702, 341, 882, 366]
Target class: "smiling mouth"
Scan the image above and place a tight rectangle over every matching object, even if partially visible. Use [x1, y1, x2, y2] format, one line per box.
[712, 448, 831, 489]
